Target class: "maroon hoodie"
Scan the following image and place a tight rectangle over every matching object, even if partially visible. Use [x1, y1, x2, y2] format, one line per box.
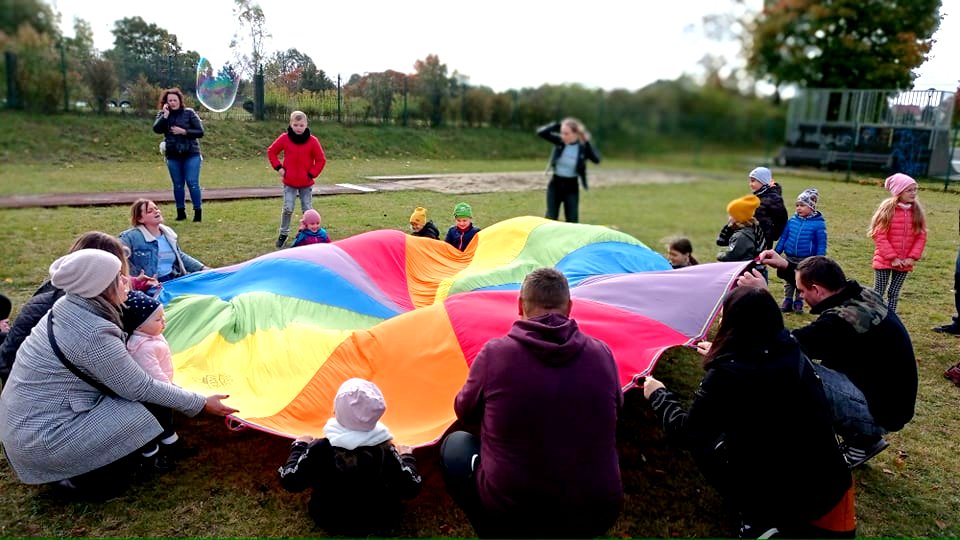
[454, 312, 624, 533]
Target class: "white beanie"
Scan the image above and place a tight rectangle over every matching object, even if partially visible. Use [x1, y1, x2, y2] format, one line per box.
[334, 378, 386, 432]
[49, 249, 122, 298]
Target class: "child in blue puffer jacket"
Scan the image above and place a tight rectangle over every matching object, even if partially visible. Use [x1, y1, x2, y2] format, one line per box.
[775, 188, 827, 313]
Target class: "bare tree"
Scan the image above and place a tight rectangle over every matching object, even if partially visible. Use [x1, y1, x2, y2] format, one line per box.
[231, 0, 270, 78]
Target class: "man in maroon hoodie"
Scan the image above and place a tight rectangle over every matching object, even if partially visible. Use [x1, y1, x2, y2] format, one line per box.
[441, 267, 624, 538]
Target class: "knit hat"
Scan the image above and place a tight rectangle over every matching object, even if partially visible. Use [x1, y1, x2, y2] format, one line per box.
[884, 173, 917, 196]
[121, 290, 162, 334]
[749, 166, 773, 186]
[49, 249, 121, 298]
[410, 207, 427, 227]
[334, 378, 387, 432]
[300, 209, 321, 229]
[453, 202, 473, 219]
[727, 195, 761, 223]
[796, 188, 819, 211]
[0, 293, 10, 320]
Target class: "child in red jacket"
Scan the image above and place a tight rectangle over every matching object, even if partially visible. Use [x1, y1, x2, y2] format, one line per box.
[869, 173, 927, 313]
[268, 111, 327, 249]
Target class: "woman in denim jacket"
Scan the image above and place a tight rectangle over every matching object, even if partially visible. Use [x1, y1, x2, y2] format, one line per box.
[119, 199, 207, 284]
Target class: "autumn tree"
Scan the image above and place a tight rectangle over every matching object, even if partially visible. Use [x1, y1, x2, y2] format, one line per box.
[232, 0, 270, 77]
[106, 16, 183, 85]
[84, 56, 117, 113]
[747, 0, 942, 89]
[413, 54, 450, 127]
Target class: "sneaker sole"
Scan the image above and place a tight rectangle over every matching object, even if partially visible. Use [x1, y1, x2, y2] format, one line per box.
[846, 440, 890, 469]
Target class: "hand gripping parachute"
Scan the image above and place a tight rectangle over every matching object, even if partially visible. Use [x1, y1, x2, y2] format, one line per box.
[159, 216, 750, 445]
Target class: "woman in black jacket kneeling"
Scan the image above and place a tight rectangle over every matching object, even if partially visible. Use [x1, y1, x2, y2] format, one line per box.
[643, 286, 854, 539]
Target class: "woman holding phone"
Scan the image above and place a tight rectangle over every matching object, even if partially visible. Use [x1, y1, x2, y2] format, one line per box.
[153, 88, 205, 222]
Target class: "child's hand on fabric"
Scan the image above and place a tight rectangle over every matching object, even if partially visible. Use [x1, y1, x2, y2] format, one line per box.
[695, 341, 712, 356]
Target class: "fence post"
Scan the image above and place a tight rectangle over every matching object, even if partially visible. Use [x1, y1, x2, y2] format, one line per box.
[253, 64, 265, 121]
[946, 125, 958, 190]
[5, 51, 19, 109]
[402, 76, 408, 127]
[337, 74, 342, 124]
[59, 40, 69, 112]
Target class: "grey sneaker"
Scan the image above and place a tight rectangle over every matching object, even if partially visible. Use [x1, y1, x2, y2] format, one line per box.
[842, 438, 889, 469]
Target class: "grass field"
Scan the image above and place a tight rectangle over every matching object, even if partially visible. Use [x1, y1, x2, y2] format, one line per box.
[2, 127, 960, 536]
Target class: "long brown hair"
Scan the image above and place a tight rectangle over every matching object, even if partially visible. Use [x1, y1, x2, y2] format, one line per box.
[868, 195, 926, 237]
[705, 287, 785, 368]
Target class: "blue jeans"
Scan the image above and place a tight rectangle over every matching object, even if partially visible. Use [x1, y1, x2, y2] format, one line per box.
[166, 154, 202, 210]
[813, 363, 887, 442]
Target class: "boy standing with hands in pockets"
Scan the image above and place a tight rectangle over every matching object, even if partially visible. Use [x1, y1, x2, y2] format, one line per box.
[268, 111, 327, 249]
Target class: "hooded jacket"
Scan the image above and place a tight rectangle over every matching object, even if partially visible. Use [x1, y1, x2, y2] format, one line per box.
[753, 183, 789, 249]
[454, 312, 623, 534]
[792, 280, 917, 431]
[871, 204, 926, 271]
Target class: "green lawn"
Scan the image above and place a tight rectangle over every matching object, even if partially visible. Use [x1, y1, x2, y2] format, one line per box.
[1, 161, 960, 537]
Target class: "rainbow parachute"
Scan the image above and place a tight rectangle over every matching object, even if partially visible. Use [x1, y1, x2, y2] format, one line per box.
[159, 216, 748, 446]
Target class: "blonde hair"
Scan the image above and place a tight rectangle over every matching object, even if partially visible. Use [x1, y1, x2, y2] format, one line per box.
[868, 196, 927, 237]
[290, 110, 308, 123]
[561, 117, 587, 138]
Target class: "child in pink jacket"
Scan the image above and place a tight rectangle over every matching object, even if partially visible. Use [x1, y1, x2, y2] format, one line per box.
[869, 173, 927, 313]
[122, 291, 193, 467]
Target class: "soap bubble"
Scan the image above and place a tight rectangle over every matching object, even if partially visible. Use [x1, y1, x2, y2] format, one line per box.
[196, 57, 240, 113]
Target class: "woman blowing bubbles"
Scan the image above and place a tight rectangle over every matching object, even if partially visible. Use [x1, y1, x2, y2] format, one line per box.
[0, 249, 236, 499]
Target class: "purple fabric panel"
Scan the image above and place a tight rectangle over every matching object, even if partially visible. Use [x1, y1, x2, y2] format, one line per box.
[572, 261, 752, 339]
[214, 244, 406, 313]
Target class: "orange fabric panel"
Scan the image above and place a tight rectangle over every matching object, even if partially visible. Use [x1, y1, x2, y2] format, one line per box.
[809, 484, 856, 534]
[249, 303, 469, 445]
[404, 235, 473, 308]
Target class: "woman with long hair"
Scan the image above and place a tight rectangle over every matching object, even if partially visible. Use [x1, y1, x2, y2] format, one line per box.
[643, 287, 854, 538]
[154, 88, 205, 222]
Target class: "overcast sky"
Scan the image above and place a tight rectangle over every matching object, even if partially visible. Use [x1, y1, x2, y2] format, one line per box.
[49, 0, 958, 93]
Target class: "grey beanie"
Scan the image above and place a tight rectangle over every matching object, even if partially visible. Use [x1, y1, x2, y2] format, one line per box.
[49, 249, 122, 298]
[749, 166, 773, 186]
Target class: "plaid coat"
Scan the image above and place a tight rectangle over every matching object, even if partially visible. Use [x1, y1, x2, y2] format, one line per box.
[0, 295, 205, 484]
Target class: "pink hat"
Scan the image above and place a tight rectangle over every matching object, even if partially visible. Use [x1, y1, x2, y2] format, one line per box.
[884, 173, 916, 196]
[334, 378, 386, 431]
[298, 209, 321, 231]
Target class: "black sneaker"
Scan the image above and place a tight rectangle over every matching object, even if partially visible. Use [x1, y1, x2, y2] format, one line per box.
[932, 323, 960, 335]
[275, 234, 288, 249]
[161, 438, 199, 460]
[842, 438, 889, 469]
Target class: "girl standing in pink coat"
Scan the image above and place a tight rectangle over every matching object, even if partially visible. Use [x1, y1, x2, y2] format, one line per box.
[869, 173, 927, 313]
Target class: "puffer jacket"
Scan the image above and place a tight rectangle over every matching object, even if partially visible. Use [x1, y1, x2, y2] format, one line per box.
[872, 205, 926, 271]
[754, 184, 789, 249]
[153, 107, 203, 158]
[776, 212, 828, 258]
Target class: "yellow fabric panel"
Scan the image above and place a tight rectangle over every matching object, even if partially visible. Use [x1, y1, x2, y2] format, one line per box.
[434, 216, 542, 302]
[173, 324, 351, 418]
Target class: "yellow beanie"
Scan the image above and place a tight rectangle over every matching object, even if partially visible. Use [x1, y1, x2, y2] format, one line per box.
[410, 207, 427, 227]
[727, 195, 761, 223]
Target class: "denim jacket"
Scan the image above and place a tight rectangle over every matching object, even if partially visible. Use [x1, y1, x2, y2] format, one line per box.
[119, 225, 204, 280]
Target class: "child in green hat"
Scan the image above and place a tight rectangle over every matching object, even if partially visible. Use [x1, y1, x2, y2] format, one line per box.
[444, 202, 481, 252]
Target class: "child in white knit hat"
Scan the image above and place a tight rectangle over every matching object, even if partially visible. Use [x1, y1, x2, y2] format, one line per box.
[278, 378, 422, 535]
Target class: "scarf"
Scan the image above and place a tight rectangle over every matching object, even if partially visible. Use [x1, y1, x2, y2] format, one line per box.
[323, 417, 393, 450]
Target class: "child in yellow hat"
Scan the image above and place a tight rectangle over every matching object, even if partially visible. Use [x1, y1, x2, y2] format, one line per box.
[717, 195, 765, 267]
[408, 207, 440, 240]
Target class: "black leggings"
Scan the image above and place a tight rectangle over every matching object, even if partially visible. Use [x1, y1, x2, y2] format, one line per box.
[545, 175, 579, 223]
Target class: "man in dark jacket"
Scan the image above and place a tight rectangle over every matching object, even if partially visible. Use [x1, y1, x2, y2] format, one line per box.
[744, 253, 917, 468]
[441, 267, 623, 538]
